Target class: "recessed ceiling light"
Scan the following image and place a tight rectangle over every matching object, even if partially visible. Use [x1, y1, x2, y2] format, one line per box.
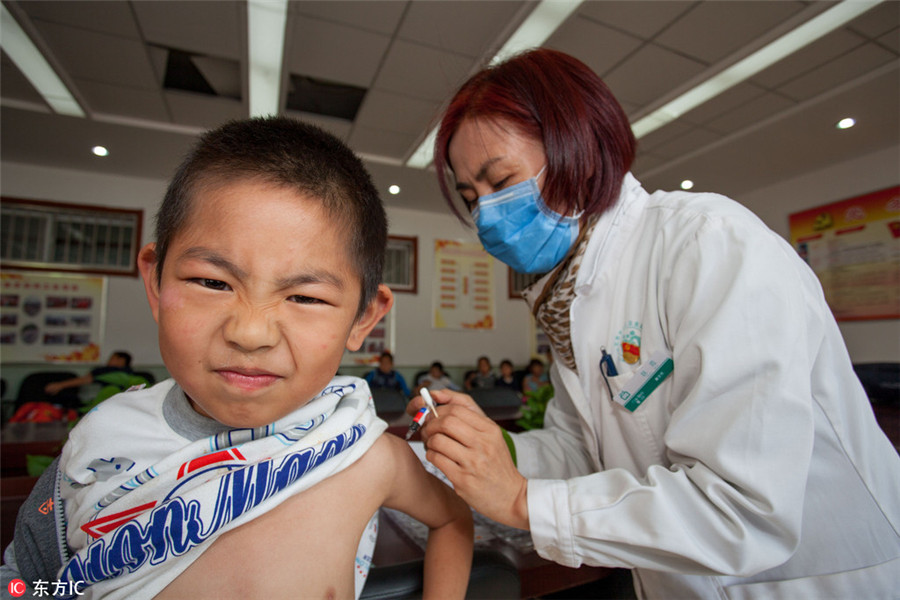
[92, 146, 109, 157]
[388, 185, 400, 195]
[836, 117, 856, 130]
[681, 180, 694, 190]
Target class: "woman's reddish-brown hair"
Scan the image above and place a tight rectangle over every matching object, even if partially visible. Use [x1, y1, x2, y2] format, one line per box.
[434, 48, 636, 220]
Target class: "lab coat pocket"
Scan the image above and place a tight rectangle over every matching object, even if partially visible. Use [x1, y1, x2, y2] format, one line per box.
[608, 349, 674, 414]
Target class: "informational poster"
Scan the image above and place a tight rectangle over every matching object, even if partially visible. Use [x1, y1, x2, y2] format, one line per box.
[789, 185, 900, 321]
[342, 308, 394, 366]
[0, 271, 107, 362]
[432, 240, 494, 330]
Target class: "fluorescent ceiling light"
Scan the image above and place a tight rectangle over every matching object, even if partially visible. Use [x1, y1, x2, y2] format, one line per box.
[631, 0, 884, 139]
[0, 4, 84, 117]
[247, 0, 289, 117]
[405, 0, 583, 168]
[490, 0, 583, 66]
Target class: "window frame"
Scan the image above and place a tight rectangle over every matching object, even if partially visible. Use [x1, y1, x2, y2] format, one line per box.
[384, 235, 418, 294]
[1, 197, 143, 277]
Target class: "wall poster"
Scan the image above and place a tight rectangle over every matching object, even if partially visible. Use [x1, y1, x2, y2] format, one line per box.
[342, 307, 394, 367]
[0, 271, 107, 363]
[789, 185, 900, 321]
[432, 239, 494, 330]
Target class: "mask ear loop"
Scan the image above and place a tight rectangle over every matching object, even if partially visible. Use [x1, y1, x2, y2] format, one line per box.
[537, 165, 584, 221]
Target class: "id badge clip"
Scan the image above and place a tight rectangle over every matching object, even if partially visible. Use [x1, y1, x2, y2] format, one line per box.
[615, 349, 674, 412]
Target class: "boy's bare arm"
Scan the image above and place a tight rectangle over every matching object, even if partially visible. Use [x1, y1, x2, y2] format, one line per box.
[380, 434, 473, 600]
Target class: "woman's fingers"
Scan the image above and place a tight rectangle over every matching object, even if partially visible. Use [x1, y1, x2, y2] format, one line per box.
[422, 407, 529, 529]
[405, 388, 486, 418]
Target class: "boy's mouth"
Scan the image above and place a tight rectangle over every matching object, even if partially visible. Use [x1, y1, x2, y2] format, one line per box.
[216, 368, 281, 391]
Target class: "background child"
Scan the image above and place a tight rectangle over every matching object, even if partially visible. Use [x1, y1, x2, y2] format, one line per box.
[2, 117, 472, 599]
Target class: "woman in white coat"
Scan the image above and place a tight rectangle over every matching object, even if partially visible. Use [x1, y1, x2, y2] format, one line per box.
[410, 49, 900, 598]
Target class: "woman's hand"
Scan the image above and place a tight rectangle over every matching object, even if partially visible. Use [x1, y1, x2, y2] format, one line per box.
[409, 389, 530, 530]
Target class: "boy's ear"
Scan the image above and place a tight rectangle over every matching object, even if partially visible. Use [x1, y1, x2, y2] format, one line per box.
[346, 284, 394, 352]
[138, 243, 162, 324]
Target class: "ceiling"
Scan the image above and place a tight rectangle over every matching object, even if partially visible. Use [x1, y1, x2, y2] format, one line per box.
[1, 0, 898, 215]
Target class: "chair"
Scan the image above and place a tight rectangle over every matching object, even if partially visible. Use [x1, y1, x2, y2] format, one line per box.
[371, 387, 408, 419]
[853, 363, 899, 405]
[14, 371, 80, 411]
[469, 387, 522, 408]
[360, 549, 520, 600]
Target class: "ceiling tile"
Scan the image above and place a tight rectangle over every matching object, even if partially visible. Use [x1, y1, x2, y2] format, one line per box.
[76, 79, 170, 122]
[132, 0, 244, 61]
[778, 42, 897, 101]
[374, 40, 473, 102]
[17, 0, 142, 39]
[355, 90, 440, 136]
[654, 1, 808, 64]
[845, 2, 900, 40]
[678, 81, 768, 127]
[604, 44, 705, 107]
[877, 28, 900, 54]
[546, 15, 643, 78]
[704, 92, 796, 134]
[291, 0, 406, 37]
[631, 151, 669, 178]
[164, 91, 243, 128]
[284, 15, 391, 88]
[647, 125, 722, 160]
[635, 119, 692, 153]
[282, 109, 353, 141]
[0, 51, 45, 106]
[348, 125, 418, 159]
[32, 21, 158, 90]
[398, 0, 526, 58]
[577, 0, 694, 39]
[751, 28, 866, 90]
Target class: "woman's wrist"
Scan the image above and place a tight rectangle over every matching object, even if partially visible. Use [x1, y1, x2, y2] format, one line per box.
[511, 477, 530, 530]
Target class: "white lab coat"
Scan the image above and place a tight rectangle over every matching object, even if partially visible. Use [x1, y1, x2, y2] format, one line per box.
[516, 173, 900, 598]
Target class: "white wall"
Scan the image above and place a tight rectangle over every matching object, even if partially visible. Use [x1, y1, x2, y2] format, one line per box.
[2, 162, 166, 368]
[3, 143, 898, 384]
[736, 144, 900, 363]
[0, 162, 535, 378]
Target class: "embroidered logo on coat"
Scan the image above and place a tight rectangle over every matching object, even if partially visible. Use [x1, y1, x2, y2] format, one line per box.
[615, 320, 642, 364]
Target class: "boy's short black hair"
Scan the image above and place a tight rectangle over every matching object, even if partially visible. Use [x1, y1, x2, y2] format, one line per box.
[154, 116, 387, 317]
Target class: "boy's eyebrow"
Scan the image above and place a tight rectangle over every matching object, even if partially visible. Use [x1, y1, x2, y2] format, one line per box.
[275, 271, 345, 292]
[181, 247, 248, 281]
[455, 157, 503, 191]
[179, 247, 345, 291]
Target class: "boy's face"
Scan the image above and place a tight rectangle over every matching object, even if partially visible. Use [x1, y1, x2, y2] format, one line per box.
[139, 179, 392, 428]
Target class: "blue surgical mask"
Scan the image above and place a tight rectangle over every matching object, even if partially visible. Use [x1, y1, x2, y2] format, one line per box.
[472, 167, 580, 274]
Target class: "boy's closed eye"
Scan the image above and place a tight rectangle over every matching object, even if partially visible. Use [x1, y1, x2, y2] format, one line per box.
[191, 278, 231, 291]
[287, 295, 325, 305]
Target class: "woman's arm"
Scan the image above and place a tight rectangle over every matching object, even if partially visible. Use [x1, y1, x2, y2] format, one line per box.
[381, 433, 473, 600]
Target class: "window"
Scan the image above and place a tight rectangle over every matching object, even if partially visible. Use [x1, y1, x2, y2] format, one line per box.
[1, 198, 143, 276]
[384, 235, 417, 293]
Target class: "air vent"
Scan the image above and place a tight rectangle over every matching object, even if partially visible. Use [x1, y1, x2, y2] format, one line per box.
[286, 74, 366, 121]
[160, 47, 240, 100]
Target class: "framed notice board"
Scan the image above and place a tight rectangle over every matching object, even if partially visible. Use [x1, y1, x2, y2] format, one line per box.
[789, 185, 900, 321]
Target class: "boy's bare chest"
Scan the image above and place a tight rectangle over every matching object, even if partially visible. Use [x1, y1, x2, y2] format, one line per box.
[156, 464, 385, 599]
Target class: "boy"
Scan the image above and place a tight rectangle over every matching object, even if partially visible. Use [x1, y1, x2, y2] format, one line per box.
[1, 118, 473, 599]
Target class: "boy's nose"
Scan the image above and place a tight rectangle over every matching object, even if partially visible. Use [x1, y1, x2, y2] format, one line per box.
[224, 304, 279, 352]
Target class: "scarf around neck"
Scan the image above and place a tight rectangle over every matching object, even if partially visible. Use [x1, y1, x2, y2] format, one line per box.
[56, 377, 385, 599]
